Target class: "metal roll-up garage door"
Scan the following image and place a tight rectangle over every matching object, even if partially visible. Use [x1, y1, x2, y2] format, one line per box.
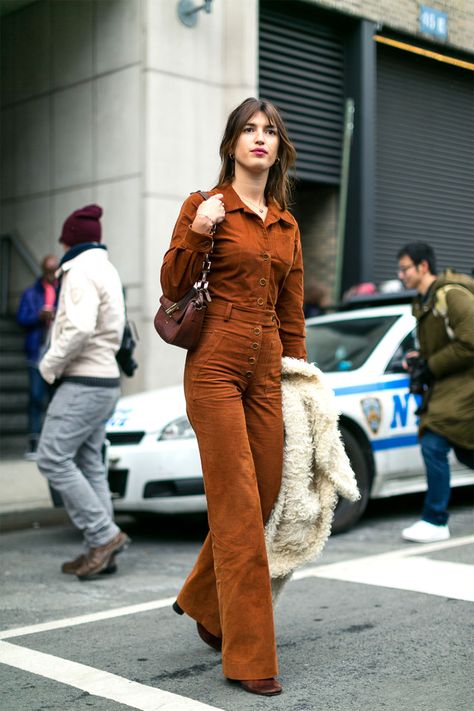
[259, 2, 345, 184]
[375, 44, 474, 280]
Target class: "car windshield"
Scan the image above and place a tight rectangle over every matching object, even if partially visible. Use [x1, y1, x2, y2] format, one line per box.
[306, 315, 399, 372]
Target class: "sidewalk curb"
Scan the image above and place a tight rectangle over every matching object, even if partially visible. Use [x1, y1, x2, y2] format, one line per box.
[0, 507, 69, 533]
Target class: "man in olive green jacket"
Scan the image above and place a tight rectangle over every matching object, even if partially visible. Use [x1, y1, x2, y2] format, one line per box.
[397, 243, 474, 543]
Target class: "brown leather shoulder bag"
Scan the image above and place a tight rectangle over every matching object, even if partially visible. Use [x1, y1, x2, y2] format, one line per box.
[154, 191, 214, 350]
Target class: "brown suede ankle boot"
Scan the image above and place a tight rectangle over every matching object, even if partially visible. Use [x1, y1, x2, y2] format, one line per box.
[196, 622, 222, 651]
[234, 678, 283, 696]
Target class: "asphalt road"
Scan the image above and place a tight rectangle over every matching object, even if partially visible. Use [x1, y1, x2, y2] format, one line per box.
[1, 489, 473, 711]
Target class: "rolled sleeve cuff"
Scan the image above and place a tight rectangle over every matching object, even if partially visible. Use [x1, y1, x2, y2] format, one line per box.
[182, 226, 214, 253]
[427, 355, 441, 377]
[281, 337, 307, 361]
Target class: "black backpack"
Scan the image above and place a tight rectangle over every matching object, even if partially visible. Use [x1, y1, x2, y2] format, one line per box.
[116, 319, 139, 377]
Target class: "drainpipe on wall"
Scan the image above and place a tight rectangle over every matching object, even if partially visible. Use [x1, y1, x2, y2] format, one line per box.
[333, 98, 355, 303]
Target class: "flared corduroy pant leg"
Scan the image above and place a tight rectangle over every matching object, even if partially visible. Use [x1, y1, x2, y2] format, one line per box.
[177, 311, 283, 680]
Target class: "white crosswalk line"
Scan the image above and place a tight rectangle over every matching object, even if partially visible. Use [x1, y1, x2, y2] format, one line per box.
[0, 641, 225, 711]
[1, 535, 472, 710]
[0, 596, 176, 640]
[293, 534, 474, 601]
[296, 556, 474, 601]
[2, 537, 473, 642]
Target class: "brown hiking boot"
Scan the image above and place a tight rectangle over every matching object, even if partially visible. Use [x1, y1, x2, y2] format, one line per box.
[75, 532, 130, 580]
[62, 553, 117, 575]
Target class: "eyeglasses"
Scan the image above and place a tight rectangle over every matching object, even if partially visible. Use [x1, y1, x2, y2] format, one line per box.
[397, 264, 416, 275]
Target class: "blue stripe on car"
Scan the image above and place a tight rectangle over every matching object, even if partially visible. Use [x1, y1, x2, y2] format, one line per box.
[333, 377, 409, 397]
[371, 434, 419, 451]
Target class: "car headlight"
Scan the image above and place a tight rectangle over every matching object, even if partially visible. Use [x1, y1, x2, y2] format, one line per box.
[158, 416, 196, 441]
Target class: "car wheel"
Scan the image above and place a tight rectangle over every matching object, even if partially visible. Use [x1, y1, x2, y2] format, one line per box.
[331, 427, 371, 534]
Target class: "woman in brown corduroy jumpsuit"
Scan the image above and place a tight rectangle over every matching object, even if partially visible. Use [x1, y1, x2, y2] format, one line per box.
[160, 98, 307, 697]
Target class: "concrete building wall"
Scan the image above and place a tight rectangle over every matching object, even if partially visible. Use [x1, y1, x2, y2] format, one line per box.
[1, 0, 143, 355]
[0, 0, 258, 392]
[4, 1, 468, 394]
[307, 0, 474, 53]
[139, 0, 258, 390]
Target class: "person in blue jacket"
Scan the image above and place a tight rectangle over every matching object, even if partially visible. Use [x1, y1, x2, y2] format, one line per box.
[16, 254, 59, 458]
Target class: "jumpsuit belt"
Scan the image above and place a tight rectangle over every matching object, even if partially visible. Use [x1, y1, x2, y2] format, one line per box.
[205, 298, 279, 328]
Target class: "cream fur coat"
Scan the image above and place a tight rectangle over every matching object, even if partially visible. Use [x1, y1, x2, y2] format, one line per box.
[265, 357, 360, 597]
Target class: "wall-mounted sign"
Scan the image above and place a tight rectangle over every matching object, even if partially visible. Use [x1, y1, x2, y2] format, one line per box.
[419, 6, 448, 39]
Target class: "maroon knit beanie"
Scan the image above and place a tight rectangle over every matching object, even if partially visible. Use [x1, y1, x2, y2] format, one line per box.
[59, 204, 103, 246]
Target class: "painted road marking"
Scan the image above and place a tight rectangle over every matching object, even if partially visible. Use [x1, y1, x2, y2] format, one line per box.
[295, 557, 474, 601]
[0, 642, 224, 711]
[2, 536, 473, 642]
[293, 534, 474, 602]
[0, 596, 176, 641]
[1, 535, 472, 711]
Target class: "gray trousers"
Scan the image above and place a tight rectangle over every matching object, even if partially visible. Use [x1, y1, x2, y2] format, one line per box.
[37, 382, 120, 548]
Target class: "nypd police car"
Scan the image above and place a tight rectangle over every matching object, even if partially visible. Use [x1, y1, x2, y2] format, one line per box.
[106, 301, 474, 532]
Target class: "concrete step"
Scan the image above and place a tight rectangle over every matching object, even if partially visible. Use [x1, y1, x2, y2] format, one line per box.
[0, 352, 28, 370]
[0, 411, 28, 434]
[0, 317, 19, 332]
[0, 391, 29, 411]
[0, 433, 27, 459]
[0, 370, 29, 391]
[0, 321, 24, 343]
[1, 333, 25, 351]
[0, 316, 34, 441]
[0, 316, 32, 354]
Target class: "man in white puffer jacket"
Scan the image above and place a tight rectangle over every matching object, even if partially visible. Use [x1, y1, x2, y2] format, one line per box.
[37, 205, 130, 580]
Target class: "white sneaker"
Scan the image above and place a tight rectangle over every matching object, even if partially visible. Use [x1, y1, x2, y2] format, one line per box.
[23, 450, 38, 462]
[402, 520, 450, 543]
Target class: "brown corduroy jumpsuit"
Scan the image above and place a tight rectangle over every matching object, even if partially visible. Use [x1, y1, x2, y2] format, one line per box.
[161, 184, 307, 680]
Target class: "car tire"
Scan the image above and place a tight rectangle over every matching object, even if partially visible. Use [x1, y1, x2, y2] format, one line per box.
[331, 427, 371, 534]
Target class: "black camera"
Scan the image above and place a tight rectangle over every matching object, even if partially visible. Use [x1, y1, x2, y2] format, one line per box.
[405, 355, 432, 395]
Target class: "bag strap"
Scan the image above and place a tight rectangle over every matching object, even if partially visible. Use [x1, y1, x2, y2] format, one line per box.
[193, 190, 215, 297]
[164, 191, 215, 316]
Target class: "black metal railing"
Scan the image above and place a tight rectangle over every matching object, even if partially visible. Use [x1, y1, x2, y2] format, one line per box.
[0, 233, 40, 316]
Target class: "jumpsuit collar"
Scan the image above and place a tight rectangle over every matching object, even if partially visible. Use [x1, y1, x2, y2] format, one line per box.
[217, 184, 295, 228]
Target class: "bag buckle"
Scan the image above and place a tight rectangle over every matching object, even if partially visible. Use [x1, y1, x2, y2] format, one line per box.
[165, 302, 180, 316]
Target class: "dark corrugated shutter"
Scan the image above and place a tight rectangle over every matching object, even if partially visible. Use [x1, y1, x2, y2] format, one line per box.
[259, 3, 345, 184]
[375, 45, 474, 280]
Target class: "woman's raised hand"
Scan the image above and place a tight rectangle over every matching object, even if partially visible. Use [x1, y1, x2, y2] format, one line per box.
[192, 194, 225, 234]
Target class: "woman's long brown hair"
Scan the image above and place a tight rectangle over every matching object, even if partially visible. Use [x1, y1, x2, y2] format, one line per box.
[216, 97, 296, 210]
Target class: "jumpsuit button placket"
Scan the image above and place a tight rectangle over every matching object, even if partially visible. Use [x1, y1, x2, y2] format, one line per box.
[257, 298, 264, 306]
